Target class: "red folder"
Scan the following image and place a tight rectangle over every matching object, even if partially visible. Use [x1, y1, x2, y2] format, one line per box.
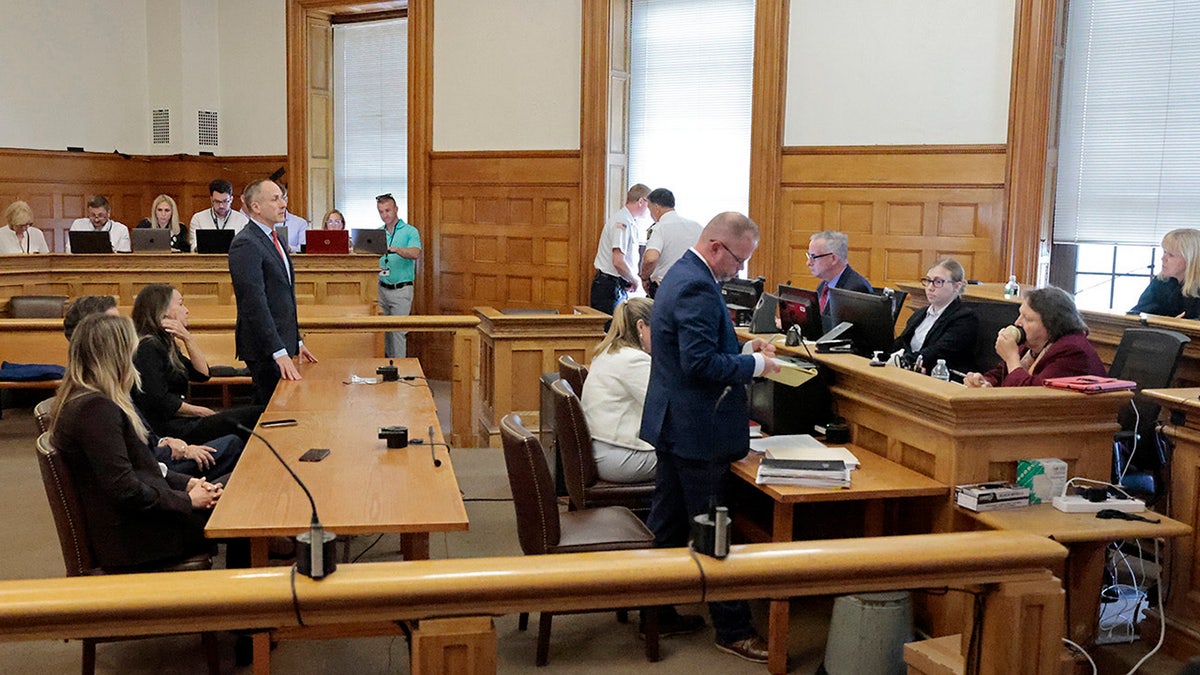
[1042, 375, 1137, 393]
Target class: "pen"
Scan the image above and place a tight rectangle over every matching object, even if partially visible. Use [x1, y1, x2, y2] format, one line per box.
[950, 369, 968, 380]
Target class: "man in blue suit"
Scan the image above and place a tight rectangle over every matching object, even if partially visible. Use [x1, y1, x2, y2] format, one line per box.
[808, 230, 873, 325]
[640, 212, 780, 663]
[228, 179, 318, 404]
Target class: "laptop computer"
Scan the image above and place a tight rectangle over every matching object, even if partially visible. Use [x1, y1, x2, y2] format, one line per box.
[68, 231, 113, 254]
[352, 229, 388, 255]
[305, 229, 349, 254]
[195, 229, 235, 254]
[130, 228, 172, 252]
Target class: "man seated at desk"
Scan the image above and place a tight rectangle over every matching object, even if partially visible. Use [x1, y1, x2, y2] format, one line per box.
[965, 286, 1104, 388]
[67, 195, 130, 253]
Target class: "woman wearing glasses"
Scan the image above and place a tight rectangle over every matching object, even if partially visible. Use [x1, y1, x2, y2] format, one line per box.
[0, 200, 50, 254]
[1129, 228, 1200, 319]
[893, 258, 978, 373]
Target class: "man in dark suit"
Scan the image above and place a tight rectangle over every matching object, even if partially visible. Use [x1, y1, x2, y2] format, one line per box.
[640, 212, 780, 663]
[228, 179, 317, 404]
[808, 230, 873, 322]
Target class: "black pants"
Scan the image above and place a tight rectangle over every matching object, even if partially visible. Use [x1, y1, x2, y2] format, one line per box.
[246, 359, 281, 406]
[589, 271, 627, 315]
[163, 405, 265, 444]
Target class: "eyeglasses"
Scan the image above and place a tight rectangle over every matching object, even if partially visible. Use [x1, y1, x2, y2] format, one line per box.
[718, 241, 748, 266]
[325, 219, 344, 226]
[376, 193, 394, 202]
[806, 252, 834, 262]
[14, 222, 33, 228]
[920, 277, 953, 288]
[211, 197, 233, 205]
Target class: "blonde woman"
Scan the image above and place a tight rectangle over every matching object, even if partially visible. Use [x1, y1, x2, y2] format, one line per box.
[136, 194, 190, 252]
[1130, 228, 1200, 319]
[580, 297, 657, 483]
[49, 313, 222, 572]
[0, 200, 49, 254]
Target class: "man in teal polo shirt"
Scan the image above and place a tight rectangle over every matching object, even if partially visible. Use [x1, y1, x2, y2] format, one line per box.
[375, 193, 422, 358]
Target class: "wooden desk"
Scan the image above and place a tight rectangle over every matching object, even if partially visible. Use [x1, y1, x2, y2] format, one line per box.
[732, 448, 948, 675]
[968, 503, 1189, 646]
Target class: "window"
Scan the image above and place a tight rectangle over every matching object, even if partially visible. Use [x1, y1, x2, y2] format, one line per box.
[1073, 244, 1156, 312]
[628, 0, 755, 229]
[333, 18, 408, 228]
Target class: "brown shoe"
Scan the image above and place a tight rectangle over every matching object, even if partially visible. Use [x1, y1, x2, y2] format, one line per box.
[715, 634, 769, 663]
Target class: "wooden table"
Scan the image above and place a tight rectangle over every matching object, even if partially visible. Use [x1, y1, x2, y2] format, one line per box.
[968, 503, 1189, 647]
[731, 447, 949, 675]
[205, 358, 469, 673]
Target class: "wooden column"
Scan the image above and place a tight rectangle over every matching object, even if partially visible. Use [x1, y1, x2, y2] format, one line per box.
[747, 0, 789, 283]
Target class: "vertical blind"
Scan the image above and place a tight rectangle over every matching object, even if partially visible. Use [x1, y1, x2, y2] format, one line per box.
[629, 0, 755, 229]
[1054, 0, 1200, 245]
[333, 18, 409, 228]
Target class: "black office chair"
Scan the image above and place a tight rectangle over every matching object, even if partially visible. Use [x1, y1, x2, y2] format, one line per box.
[962, 300, 1020, 373]
[875, 288, 908, 328]
[1107, 328, 1189, 505]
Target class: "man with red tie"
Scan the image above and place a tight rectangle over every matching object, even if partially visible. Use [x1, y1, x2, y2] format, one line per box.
[228, 179, 318, 404]
[807, 230, 873, 326]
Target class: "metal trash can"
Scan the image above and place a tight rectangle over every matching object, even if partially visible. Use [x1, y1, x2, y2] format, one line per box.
[818, 591, 913, 675]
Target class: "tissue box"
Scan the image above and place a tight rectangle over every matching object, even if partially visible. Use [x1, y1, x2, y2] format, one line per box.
[1017, 458, 1067, 504]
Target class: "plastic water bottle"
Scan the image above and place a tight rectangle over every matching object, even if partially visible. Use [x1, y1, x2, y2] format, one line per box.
[931, 359, 950, 382]
[1003, 275, 1020, 299]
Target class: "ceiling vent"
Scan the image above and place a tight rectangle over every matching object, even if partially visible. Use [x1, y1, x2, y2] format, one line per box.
[198, 110, 219, 146]
[151, 109, 170, 145]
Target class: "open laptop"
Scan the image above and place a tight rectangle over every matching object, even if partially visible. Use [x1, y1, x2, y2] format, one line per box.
[305, 229, 349, 254]
[195, 229, 235, 254]
[352, 229, 388, 255]
[68, 231, 113, 254]
[130, 228, 172, 253]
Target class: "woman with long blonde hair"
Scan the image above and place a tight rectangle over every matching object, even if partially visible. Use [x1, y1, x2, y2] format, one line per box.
[135, 194, 190, 252]
[49, 313, 221, 571]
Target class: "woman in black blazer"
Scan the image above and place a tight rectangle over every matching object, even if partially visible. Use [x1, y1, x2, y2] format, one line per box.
[894, 258, 979, 374]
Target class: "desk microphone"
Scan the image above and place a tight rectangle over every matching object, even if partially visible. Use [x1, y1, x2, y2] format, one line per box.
[237, 423, 337, 579]
[428, 425, 443, 467]
[692, 386, 734, 559]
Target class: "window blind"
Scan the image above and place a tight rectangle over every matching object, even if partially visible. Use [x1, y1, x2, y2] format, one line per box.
[629, 0, 755, 228]
[1054, 0, 1200, 246]
[333, 18, 408, 228]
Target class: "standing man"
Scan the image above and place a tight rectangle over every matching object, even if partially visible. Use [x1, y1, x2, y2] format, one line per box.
[376, 193, 421, 358]
[639, 188, 702, 298]
[228, 179, 317, 404]
[808, 230, 873, 323]
[590, 183, 650, 314]
[67, 195, 130, 253]
[189, 179, 249, 251]
[639, 212, 779, 663]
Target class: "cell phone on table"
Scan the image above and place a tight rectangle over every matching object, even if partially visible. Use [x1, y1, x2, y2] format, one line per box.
[299, 448, 330, 462]
[260, 418, 298, 429]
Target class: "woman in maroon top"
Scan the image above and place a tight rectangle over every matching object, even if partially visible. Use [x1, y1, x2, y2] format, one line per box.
[964, 286, 1105, 388]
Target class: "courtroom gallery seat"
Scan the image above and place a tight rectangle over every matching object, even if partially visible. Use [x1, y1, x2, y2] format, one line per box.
[35, 433, 220, 675]
[556, 354, 587, 397]
[6, 294, 68, 319]
[499, 413, 659, 667]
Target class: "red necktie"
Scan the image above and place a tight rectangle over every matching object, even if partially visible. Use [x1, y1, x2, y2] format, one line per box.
[270, 229, 288, 267]
[819, 286, 830, 312]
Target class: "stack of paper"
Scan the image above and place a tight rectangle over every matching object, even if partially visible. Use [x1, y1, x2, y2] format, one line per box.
[749, 435, 861, 470]
[755, 458, 850, 488]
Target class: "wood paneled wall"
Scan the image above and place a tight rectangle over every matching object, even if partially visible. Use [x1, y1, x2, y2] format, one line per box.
[0, 148, 287, 252]
[770, 145, 1008, 289]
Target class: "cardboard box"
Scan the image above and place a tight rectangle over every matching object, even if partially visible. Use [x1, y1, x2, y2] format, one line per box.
[1017, 458, 1068, 504]
[954, 482, 1031, 512]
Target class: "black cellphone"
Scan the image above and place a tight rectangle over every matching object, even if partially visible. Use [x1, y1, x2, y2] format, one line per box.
[260, 419, 298, 428]
[299, 448, 330, 462]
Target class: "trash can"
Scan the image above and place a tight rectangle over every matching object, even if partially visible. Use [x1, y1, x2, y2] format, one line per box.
[818, 591, 913, 675]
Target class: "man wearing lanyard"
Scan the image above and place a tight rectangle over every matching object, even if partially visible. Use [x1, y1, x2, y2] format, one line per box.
[376, 193, 421, 358]
[189, 179, 249, 251]
[67, 195, 131, 253]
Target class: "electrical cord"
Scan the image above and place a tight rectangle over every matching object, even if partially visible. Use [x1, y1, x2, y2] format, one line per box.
[289, 564, 306, 627]
[1062, 637, 1098, 674]
[350, 534, 385, 563]
[1118, 398, 1141, 485]
[685, 543, 709, 604]
[1123, 539, 1166, 675]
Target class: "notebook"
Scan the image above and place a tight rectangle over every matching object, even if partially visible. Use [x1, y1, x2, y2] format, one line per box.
[68, 231, 113, 254]
[130, 228, 172, 252]
[305, 229, 349, 254]
[1042, 375, 1137, 393]
[195, 229, 235, 254]
[352, 229, 388, 255]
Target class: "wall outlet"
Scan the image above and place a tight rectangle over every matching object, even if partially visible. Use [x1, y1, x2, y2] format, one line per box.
[1052, 495, 1146, 513]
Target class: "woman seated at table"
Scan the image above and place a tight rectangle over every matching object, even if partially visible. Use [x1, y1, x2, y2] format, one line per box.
[580, 297, 656, 483]
[0, 200, 49, 254]
[135, 194, 190, 252]
[132, 284, 263, 443]
[49, 313, 223, 572]
[1129, 227, 1200, 319]
[320, 209, 352, 251]
[964, 286, 1105, 388]
[893, 258, 979, 373]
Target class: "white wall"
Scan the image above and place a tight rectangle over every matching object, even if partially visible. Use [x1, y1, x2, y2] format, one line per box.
[433, 0, 582, 151]
[217, 0, 288, 155]
[785, 0, 1015, 146]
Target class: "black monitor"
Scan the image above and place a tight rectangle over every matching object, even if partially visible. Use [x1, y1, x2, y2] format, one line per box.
[777, 285, 822, 340]
[828, 287, 895, 357]
[721, 275, 764, 310]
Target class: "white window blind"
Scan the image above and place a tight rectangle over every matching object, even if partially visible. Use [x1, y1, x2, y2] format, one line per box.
[333, 18, 408, 228]
[1054, 0, 1200, 246]
[629, 0, 755, 228]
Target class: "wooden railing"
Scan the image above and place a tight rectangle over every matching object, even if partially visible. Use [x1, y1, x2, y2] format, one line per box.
[0, 532, 1067, 674]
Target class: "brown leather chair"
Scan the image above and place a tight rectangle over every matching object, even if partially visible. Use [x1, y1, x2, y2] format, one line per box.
[7, 294, 68, 318]
[36, 433, 220, 675]
[550, 378, 655, 512]
[499, 414, 659, 666]
[33, 397, 54, 434]
[556, 354, 588, 396]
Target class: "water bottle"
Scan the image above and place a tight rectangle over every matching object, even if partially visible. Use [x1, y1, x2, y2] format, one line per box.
[1003, 275, 1020, 299]
[931, 359, 950, 382]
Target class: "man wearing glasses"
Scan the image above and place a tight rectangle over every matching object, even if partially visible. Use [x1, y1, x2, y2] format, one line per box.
[807, 230, 873, 321]
[590, 183, 650, 314]
[189, 179, 249, 251]
[639, 188, 703, 299]
[376, 193, 421, 358]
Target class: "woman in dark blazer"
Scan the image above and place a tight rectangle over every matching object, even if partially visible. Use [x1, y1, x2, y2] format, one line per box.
[1129, 228, 1200, 319]
[49, 313, 223, 572]
[894, 258, 979, 373]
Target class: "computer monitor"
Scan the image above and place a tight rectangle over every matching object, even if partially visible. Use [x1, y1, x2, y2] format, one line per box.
[828, 287, 895, 357]
[195, 229, 235, 254]
[777, 285, 822, 340]
[721, 276, 764, 312]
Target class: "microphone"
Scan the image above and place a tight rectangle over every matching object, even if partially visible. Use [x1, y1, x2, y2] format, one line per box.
[428, 425, 442, 467]
[236, 423, 336, 579]
[1001, 324, 1026, 345]
[692, 386, 734, 559]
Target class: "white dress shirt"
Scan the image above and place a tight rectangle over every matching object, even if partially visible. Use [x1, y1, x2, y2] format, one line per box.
[644, 210, 702, 282]
[0, 225, 49, 254]
[189, 208, 249, 251]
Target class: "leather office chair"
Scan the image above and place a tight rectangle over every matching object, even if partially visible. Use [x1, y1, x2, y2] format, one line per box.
[33, 397, 54, 434]
[36, 433, 220, 675]
[962, 300, 1020, 372]
[1107, 328, 1190, 505]
[499, 414, 659, 666]
[875, 288, 908, 328]
[550, 378, 655, 512]
[556, 354, 588, 397]
[7, 294, 68, 318]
